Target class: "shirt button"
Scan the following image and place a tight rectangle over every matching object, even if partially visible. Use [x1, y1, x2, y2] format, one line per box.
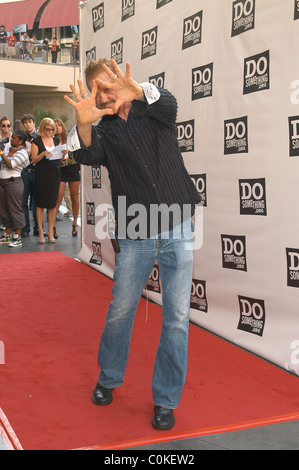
[153, 183, 157, 188]
[136, 146, 140, 150]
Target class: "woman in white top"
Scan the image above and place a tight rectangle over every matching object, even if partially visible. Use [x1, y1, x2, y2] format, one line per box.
[0, 130, 29, 247]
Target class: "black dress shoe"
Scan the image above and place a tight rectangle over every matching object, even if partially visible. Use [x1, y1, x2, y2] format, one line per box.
[152, 405, 175, 430]
[92, 382, 113, 406]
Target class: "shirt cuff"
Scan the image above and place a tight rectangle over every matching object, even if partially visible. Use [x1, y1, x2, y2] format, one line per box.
[67, 126, 81, 152]
[140, 82, 161, 105]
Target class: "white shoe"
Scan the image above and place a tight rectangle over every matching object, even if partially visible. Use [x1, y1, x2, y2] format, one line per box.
[8, 238, 22, 247]
[0, 234, 11, 244]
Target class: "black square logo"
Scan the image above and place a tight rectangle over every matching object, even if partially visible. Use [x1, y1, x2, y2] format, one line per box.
[243, 50, 270, 94]
[192, 63, 213, 100]
[237, 295, 265, 337]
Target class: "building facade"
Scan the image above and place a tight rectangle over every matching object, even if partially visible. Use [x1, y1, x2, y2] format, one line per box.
[0, 0, 80, 128]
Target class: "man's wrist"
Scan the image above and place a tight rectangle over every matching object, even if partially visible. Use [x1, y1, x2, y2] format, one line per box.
[135, 84, 145, 102]
[67, 124, 95, 151]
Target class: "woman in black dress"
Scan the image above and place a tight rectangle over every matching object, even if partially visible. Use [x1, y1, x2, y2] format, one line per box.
[31, 118, 63, 243]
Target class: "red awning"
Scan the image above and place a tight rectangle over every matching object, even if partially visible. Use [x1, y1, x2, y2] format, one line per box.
[39, 0, 79, 28]
[0, 0, 47, 31]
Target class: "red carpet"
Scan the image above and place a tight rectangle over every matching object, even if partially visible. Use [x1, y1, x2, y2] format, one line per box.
[0, 252, 298, 450]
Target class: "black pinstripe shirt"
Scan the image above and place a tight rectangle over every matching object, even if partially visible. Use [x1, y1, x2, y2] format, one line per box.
[73, 87, 201, 237]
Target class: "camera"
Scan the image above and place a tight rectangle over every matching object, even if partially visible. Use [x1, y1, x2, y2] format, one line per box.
[0, 137, 9, 151]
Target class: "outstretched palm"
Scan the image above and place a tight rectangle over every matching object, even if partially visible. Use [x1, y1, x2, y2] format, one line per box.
[96, 60, 143, 113]
[64, 79, 113, 126]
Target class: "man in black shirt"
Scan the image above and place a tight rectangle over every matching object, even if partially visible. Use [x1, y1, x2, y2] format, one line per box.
[65, 59, 200, 430]
[21, 114, 38, 236]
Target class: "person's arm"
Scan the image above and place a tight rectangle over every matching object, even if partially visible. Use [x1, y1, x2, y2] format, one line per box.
[99, 60, 177, 128]
[67, 125, 105, 166]
[97, 60, 145, 109]
[0, 149, 28, 169]
[139, 83, 178, 130]
[64, 78, 114, 147]
[10, 149, 29, 168]
[0, 152, 12, 168]
[31, 142, 52, 164]
[64, 60, 147, 147]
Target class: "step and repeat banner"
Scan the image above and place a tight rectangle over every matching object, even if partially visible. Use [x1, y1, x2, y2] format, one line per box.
[77, 0, 299, 375]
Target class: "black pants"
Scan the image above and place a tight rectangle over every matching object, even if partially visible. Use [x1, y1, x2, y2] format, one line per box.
[51, 51, 58, 63]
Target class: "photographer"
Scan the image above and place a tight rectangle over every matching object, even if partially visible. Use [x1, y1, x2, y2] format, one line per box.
[0, 130, 29, 247]
[0, 136, 9, 151]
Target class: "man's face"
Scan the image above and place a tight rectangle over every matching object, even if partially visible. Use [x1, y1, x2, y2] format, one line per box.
[23, 119, 35, 134]
[1, 120, 11, 136]
[87, 69, 118, 110]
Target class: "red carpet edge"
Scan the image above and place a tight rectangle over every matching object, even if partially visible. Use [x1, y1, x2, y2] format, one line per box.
[75, 412, 299, 450]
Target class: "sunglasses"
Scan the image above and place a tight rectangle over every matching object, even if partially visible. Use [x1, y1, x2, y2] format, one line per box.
[45, 128, 54, 131]
[1, 124, 11, 128]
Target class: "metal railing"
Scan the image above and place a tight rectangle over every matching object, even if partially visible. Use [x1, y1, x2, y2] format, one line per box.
[2, 42, 79, 65]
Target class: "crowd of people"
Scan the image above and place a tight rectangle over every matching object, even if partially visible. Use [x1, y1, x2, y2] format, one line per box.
[0, 24, 79, 64]
[0, 113, 80, 247]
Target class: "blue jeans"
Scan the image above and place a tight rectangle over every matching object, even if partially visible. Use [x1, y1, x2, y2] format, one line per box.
[97, 219, 194, 409]
[22, 169, 37, 234]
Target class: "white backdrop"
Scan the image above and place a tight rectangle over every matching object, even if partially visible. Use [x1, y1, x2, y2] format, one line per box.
[77, 0, 299, 376]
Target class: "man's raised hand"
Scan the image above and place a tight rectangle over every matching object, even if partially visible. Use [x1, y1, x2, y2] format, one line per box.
[64, 79, 114, 127]
[95, 60, 144, 113]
